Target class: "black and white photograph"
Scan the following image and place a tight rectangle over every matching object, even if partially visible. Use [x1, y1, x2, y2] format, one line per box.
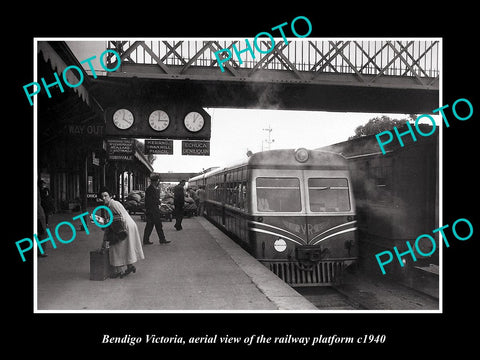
[33, 38, 442, 313]
[7, 7, 479, 356]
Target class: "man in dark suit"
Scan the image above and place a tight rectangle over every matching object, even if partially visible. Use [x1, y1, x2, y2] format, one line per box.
[173, 180, 186, 231]
[143, 174, 170, 244]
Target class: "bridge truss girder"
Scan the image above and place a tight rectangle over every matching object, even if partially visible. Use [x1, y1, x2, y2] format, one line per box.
[101, 39, 440, 114]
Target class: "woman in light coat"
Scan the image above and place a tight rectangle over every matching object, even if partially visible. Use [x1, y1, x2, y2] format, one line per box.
[99, 187, 145, 278]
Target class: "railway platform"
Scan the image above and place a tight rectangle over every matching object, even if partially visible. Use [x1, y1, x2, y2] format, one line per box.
[36, 210, 317, 311]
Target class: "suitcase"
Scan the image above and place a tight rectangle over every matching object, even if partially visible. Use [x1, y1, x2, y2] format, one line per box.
[90, 249, 112, 281]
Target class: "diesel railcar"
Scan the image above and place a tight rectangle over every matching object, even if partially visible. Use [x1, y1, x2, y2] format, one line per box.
[189, 148, 358, 286]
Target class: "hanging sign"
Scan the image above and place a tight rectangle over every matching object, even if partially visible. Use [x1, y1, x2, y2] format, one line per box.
[144, 139, 173, 155]
[182, 140, 210, 156]
[107, 139, 134, 161]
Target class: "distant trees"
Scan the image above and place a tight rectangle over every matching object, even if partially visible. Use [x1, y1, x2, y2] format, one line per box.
[349, 114, 417, 140]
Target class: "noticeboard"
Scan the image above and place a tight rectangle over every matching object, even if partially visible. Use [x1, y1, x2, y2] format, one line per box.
[106, 138, 134, 161]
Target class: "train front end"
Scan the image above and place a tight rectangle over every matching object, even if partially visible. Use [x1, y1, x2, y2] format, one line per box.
[248, 148, 358, 286]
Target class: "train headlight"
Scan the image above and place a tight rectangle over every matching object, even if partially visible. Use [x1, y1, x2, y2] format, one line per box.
[294, 148, 309, 163]
[274, 239, 287, 252]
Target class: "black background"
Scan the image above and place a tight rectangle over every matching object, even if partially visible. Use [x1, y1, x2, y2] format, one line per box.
[7, 4, 478, 355]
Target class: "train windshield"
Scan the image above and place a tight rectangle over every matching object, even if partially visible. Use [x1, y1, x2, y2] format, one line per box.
[256, 177, 301, 212]
[308, 178, 351, 212]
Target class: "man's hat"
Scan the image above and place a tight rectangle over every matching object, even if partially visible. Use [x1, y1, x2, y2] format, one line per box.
[150, 173, 160, 181]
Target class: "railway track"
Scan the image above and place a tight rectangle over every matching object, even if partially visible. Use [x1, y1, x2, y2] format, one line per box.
[295, 275, 439, 311]
[296, 286, 367, 310]
[217, 220, 438, 311]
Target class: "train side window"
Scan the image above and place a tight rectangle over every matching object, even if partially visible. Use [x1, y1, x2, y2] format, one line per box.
[241, 181, 247, 211]
[237, 182, 243, 209]
[256, 177, 301, 212]
[225, 182, 230, 204]
[231, 182, 238, 208]
[214, 180, 219, 201]
[308, 178, 351, 212]
[228, 182, 235, 206]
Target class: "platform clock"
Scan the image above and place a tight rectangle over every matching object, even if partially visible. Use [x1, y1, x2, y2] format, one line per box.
[148, 110, 170, 132]
[184, 111, 205, 132]
[112, 109, 134, 130]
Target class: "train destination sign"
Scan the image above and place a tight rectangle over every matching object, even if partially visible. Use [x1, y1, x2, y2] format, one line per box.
[182, 140, 210, 156]
[144, 139, 173, 155]
[107, 138, 134, 161]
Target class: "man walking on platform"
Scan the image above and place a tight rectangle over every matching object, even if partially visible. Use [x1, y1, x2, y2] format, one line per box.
[143, 174, 170, 245]
[173, 180, 186, 231]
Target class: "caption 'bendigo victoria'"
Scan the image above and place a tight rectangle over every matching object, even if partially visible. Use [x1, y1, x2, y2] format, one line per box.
[189, 148, 358, 286]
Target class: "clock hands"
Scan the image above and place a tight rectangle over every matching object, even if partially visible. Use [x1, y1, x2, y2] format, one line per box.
[121, 112, 129, 125]
[115, 110, 205, 132]
[113, 109, 134, 129]
[149, 110, 169, 131]
[184, 112, 204, 132]
[120, 111, 132, 126]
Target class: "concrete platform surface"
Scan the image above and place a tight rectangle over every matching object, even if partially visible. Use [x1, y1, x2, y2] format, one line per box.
[36, 210, 316, 311]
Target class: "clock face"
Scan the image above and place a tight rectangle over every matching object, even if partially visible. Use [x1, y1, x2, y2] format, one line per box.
[184, 111, 205, 132]
[149, 110, 170, 131]
[112, 109, 134, 130]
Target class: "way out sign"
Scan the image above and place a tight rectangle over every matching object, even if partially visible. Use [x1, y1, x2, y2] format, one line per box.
[182, 140, 210, 156]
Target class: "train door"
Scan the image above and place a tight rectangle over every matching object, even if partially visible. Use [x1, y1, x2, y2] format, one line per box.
[299, 170, 311, 243]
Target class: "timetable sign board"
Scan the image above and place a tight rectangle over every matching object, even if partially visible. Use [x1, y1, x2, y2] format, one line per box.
[145, 139, 173, 155]
[182, 140, 210, 156]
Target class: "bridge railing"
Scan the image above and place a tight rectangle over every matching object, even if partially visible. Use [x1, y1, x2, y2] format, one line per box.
[106, 39, 439, 86]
